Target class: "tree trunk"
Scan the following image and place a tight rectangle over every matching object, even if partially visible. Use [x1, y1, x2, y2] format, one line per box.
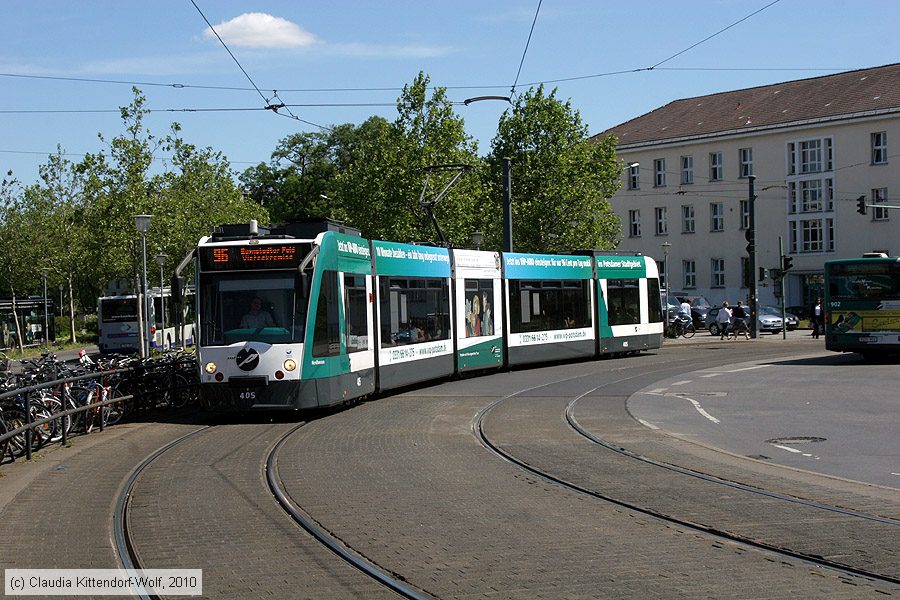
[68, 273, 77, 344]
[10, 288, 25, 353]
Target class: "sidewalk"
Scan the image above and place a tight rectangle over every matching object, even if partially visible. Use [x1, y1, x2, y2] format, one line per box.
[663, 326, 823, 345]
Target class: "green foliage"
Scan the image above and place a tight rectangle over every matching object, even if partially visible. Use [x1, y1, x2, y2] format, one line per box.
[485, 85, 622, 253]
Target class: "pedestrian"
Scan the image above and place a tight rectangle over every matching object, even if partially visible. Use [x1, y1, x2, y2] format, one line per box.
[813, 297, 822, 339]
[717, 301, 733, 340]
[732, 301, 750, 340]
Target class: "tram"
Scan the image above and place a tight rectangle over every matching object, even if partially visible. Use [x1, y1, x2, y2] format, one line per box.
[177, 221, 664, 410]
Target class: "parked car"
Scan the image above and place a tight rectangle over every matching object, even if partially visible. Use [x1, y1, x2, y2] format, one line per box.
[786, 305, 810, 321]
[760, 305, 799, 330]
[705, 305, 784, 335]
[669, 291, 712, 329]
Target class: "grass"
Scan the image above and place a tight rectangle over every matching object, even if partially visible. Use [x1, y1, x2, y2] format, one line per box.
[2, 339, 97, 361]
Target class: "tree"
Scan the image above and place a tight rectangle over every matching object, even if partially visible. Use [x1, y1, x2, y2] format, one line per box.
[485, 85, 622, 253]
[0, 173, 29, 351]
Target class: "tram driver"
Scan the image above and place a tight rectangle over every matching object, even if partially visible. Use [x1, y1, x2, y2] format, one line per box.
[240, 296, 275, 329]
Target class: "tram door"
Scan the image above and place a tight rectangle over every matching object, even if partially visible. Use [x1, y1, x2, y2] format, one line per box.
[342, 272, 376, 399]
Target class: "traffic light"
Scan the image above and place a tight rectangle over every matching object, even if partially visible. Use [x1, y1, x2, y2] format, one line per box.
[758, 267, 768, 281]
[857, 195, 867, 215]
[771, 268, 783, 280]
[781, 255, 793, 272]
[745, 229, 755, 255]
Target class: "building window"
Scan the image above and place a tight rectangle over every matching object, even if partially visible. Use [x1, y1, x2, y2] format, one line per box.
[657, 260, 666, 289]
[654, 159, 666, 187]
[788, 182, 797, 214]
[800, 179, 823, 212]
[683, 260, 696, 289]
[709, 152, 723, 181]
[681, 205, 695, 233]
[739, 148, 753, 178]
[826, 178, 834, 211]
[710, 202, 724, 231]
[628, 164, 640, 190]
[787, 142, 796, 175]
[872, 132, 888, 165]
[872, 187, 889, 221]
[801, 219, 824, 252]
[655, 206, 667, 235]
[740, 257, 750, 288]
[628, 209, 641, 237]
[789, 221, 797, 253]
[681, 155, 693, 184]
[710, 258, 725, 288]
[739, 199, 750, 230]
[826, 218, 835, 252]
[800, 139, 822, 173]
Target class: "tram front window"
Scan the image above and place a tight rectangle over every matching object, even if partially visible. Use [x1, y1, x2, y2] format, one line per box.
[199, 272, 308, 346]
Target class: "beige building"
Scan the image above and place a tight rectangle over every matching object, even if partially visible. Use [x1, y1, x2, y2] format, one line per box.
[597, 63, 900, 312]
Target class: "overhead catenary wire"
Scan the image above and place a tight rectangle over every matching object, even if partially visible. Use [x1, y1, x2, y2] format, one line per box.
[509, 0, 543, 98]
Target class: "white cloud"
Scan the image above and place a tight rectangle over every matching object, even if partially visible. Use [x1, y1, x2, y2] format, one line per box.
[203, 13, 319, 49]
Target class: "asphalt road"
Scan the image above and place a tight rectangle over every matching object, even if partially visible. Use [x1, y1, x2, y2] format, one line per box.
[629, 349, 900, 488]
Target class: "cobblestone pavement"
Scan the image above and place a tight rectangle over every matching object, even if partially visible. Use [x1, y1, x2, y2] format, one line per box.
[0, 340, 896, 598]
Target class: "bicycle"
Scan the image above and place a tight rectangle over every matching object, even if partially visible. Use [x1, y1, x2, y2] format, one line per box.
[666, 315, 696, 339]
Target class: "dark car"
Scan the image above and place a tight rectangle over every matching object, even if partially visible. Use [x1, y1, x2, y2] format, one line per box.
[705, 305, 783, 335]
[786, 305, 810, 320]
[669, 291, 712, 329]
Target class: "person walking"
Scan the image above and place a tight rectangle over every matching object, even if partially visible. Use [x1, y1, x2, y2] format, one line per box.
[732, 301, 750, 340]
[812, 298, 822, 339]
[717, 301, 733, 340]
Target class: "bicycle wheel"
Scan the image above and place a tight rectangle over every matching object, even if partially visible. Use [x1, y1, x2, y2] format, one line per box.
[170, 373, 197, 409]
[3, 408, 28, 456]
[104, 386, 127, 426]
[0, 415, 10, 462]
[682, 322, 696, 338]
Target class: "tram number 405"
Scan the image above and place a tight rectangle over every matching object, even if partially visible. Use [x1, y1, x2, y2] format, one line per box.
[239, 390, 257, 400]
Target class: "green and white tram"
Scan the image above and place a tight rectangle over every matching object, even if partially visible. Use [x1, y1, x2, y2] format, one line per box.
[183, 221, 664, 411]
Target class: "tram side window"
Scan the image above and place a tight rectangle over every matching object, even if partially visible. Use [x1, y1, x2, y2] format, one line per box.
[313, 271, 341, 357]
[379, 276, 450, 346]
[647, 279, 663, 323]
[607, 279, 640, 326]
[508, 279, 590, 333]
[344, 274, 368, 352]
[464, 279, 494, 337]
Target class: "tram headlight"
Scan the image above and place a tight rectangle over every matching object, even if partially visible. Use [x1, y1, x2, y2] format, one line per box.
[283, 358, 297, 372]
[204, 361, 217, 374]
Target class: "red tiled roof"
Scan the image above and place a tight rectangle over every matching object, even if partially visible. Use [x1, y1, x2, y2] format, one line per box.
[596, 63, 900, 147]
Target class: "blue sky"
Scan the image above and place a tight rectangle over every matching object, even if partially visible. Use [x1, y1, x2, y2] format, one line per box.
[3, 1, 900, 185]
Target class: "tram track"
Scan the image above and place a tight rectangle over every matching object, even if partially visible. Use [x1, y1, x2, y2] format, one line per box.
[266, 423, 430, 600]
[473, 353, 900, 590]
[113, 426, 211, 600]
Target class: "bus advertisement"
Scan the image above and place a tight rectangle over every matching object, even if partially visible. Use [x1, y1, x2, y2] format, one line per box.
[824, 256, 900, 358]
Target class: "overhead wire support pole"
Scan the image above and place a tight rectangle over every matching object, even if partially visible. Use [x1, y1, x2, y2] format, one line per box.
[747, 175, 758, 339]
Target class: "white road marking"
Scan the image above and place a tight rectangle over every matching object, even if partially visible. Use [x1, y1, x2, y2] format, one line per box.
[891, 472, 900, 477]
[773, 444, 803, 454]
[686, 398, 720, 424]
[723, 365, 767, 373]
[647, 388, 667, 395]
[700, 373, 721, 378]
[671, 380, 691, 386]
[637, 419, 660, 430]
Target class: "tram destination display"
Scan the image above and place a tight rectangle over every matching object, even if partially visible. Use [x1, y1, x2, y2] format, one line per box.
[199, 243, 305, 271]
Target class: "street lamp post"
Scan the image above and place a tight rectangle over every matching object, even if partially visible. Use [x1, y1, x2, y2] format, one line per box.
[661, 242, 672, 330]
[40, 268, 50, 346]
[135, 215, 153, 357]
[154, 253, 168, 349]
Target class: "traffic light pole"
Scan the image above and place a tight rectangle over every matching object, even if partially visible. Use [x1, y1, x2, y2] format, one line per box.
[747, 175, 758, 339]
[779, 236, 787, 339]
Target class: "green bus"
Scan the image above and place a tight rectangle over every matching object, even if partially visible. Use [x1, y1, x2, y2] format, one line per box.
[824, 255, 900, 359]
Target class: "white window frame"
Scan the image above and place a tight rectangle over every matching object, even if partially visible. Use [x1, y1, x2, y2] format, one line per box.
[800, 179, 823, 212]
[872, 187, 889, 221]
[801, 219, 824, 253]
[710, 202, 724, 232]
[655, 206, 668, 235]
[739, 199, 749, 230]
[710, 258, 725, 288]
[683, 260, 696, 289]
[872, 131, 888, 165]
[681, 204, 695, 233]
[628, 209, 641, 237]
[709, 152, 723, 181]
[628, 164, 640, 190]
[654, 159, 666, 187]
[739, 147, 753, 178]
[681, 155, 693, 185]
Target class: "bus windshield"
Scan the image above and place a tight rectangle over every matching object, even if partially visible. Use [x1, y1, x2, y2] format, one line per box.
[99, 298, 138, 322]
[199, 271, 308, 346]
[827, 262, 900, 301]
